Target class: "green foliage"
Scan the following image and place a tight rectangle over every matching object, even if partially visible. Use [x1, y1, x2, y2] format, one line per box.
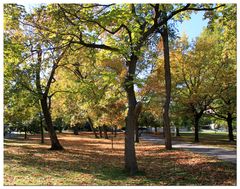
[139, 111, 161, 128]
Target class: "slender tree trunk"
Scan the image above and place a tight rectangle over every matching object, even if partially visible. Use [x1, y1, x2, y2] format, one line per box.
[40, 97, 63, 150]
[227, 113, 234, 141]
[194, 115, 200, 143]
[161, 23, 172, 150]
[114, 126, 117, 137]
[87, 117, 99, 138]
[99, 126, 103, 138]
[176, 127, 180, 136]
[73, 126, 79, 135]
[103, 124, 109, 139]
[124, 55, 138, 175]
[24, 126, 27, 140]
[154, 126, 157, 134]
[40, 112, 44, 144]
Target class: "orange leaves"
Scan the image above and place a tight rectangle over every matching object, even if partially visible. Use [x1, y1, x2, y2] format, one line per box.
[4, 133, 236, 186]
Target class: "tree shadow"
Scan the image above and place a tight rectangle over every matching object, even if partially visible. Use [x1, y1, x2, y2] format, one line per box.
[4, 135, 236, 186]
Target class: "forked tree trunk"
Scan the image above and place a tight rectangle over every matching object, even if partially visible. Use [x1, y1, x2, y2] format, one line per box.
[40, 97, 63, 150]
[124, 55, 138, 175]
[227, 113, 234, 141]
[161, 23, 172, 150]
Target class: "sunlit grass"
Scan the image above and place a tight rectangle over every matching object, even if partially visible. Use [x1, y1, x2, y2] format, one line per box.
[172, 132, 236, 150]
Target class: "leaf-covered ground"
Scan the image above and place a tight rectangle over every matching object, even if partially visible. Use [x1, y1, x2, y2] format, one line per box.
[4, 132, 236, 186]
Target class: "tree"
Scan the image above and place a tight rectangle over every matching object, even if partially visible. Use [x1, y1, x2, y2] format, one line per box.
[4, 4, 73, 150]
[206, 4, 236, 141]
[4, 3, 225, 175]
[172, 28, 230, 142]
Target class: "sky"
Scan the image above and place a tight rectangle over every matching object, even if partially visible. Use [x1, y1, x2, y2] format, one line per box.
[176, 11, 208, 41]
[21, 3, 207, 41]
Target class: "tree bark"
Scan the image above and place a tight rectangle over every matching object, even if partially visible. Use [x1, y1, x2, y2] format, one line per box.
[73, 126, 79, 135]
[24, 126, 27, 140]
[227, 113, 234, 141]
[103, 124, 109, 139]
[124, 55, 138, 175]
[99, 126, 103, 138]
[36, 47, 63, 150]
[114, 125, 117, 137]
[194, 115, 200, 143]
[135, 122, 139, 143]
[87, 117, 99, 138]
[154, 126, 157, 134]
[40, 97, 63, 150]
[40, 112, 44, 144]
[176, 127, 180, 136]
[161, 23, 172, 150]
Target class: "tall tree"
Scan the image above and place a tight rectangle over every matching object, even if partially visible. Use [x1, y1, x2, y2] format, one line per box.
[5, 3, 225, 174]
[4, 4, 72, 150]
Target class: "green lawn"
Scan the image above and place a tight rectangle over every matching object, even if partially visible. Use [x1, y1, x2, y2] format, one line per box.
[172, 131, 236, 150]
[4, 133, 236, 186]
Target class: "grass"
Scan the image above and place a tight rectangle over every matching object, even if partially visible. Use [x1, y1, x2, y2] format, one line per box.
[4, 132, 236, 186]
[171, 131, 236, 150]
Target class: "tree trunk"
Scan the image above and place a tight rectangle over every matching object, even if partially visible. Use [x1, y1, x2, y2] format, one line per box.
[40, 97, 63, 150]
[99, 126, 103, 138]
[227, 113, 234, 141]
[103, 124, 109, 139]
[24, 126, 27, 140]
[161, 23, 172, 150]
[194, 115, 200, 143]
[73, 126, 79, 135]
[154, 126, 157, 134]
[176, 127, 180, 136]
[135, 122, 139, 143]
[87, 117, 99, 138]
[114, 126, 117, 137]
[124, 55, 138, 175]
[40, 112, 44, 144]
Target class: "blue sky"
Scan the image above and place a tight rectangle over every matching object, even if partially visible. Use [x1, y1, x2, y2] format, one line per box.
[176, 12, 208, 41]
[21, 3, 207, 41]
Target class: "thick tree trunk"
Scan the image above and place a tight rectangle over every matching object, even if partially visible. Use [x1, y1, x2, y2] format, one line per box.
[194, 115, 200, 143]
[40, 112, 44, 144]
[135, 122, 139, 143]
[124, 55, 138, 175]
[103, 124, 109, 139]
[227, 113, 234, 141]
[40, 97, 63, 150]
[161, 23, 172, 150]
[87, 117, 99, 138]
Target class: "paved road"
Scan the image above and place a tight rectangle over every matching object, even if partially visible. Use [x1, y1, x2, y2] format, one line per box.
[140, 133, 237, 164]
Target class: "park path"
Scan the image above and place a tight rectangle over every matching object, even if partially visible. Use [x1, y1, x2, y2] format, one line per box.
[140, 133, 237, 164]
